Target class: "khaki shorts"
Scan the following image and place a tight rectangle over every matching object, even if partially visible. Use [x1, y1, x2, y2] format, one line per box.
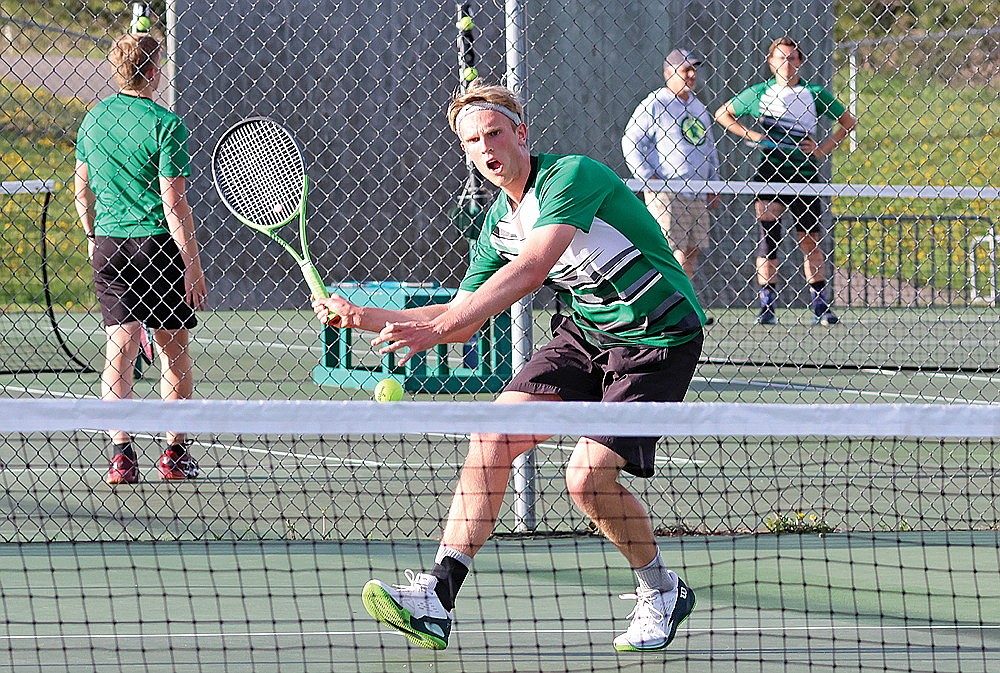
[644, 192, 711, 252]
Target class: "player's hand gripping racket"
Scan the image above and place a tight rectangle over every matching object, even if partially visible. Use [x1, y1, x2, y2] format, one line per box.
[212, 117, 330, 300]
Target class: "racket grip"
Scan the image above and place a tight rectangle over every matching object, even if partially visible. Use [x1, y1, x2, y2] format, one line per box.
[300, 261, 330, 300]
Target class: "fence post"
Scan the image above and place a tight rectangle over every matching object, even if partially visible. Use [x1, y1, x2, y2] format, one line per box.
[506, 0, 537, 533]
[849, 46, 858, 152]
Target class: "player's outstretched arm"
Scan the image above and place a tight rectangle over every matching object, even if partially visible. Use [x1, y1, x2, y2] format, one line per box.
[312, 295, 450, 331]
[374, 224, 578, 365]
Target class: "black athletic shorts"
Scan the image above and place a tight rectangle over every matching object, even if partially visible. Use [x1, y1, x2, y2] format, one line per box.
[504, 313, 703, 477]
[752, 162, 825, 236]
[92, 233, 197, 330]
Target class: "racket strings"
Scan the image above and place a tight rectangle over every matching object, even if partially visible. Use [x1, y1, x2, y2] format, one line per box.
[215, 121, 306, 228]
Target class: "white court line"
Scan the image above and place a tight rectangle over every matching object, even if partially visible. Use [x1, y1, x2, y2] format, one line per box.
[692, 375, 993, 405]
[863, 368, 1000, 384]
[52, 324, 322, 354]
[2, 623, 995, 643]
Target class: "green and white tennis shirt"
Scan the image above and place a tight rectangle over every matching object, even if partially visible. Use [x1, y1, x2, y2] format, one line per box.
[729, 78, 846, 178]
[76, 93, 191, 238]
[460, 154, 705, 348]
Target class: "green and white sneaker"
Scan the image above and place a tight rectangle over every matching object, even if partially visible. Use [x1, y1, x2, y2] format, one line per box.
[362, 570, 453, 650]
[613, 575, 695, 652]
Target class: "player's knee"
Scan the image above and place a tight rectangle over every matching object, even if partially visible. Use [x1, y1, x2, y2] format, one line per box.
[565, 465, 610, 511]
[565, 469, 595, 509]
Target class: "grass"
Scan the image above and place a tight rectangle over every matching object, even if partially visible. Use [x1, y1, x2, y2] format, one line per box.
[764, 512, 836, 535]
[1, 79, 93, 311]
[830, 69, 999, 297]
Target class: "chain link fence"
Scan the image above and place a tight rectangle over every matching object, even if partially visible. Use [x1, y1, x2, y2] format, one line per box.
[2, 1, 998, 401]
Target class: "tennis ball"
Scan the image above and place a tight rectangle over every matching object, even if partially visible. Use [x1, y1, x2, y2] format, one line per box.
[456, 16, 475, 31]
[132, 16, 152, 33]
[462, 66, 478, 82]
[374, 378, 404, 402]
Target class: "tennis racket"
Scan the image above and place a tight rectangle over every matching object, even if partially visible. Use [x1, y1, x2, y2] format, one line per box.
[212, 117, 329, 300]
[138, 324, 154, 366]
[745, 129, 811, 152]
[745, 136, 805, 151]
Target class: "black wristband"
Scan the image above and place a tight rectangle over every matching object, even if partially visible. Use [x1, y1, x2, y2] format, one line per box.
[85, 233, 96, 240]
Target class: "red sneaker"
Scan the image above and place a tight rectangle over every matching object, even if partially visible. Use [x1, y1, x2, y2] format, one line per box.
[158, 445, 200, 480]
[106, 453, 139, 484]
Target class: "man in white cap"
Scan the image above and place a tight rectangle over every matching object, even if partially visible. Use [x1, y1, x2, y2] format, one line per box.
[623, 48, 720, 322]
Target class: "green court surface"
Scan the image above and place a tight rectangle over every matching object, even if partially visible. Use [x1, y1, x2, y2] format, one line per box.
[2, 306, 998, 671]
[1, 423, 997, 671]
[3, 534, 997, 673]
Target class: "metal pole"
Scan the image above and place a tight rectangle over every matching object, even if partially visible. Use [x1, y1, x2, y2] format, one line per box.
[848, 47, 857, 152]
[505, 0, 536, 533]
[164, 0, 177, 111]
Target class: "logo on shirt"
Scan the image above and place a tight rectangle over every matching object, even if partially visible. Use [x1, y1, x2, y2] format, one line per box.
[681, 116, 708, 146]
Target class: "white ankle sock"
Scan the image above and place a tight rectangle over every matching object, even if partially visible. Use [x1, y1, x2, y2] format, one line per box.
[634, 550, 676, 593]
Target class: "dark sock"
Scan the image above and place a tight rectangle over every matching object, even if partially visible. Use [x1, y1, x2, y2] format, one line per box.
[430, 556, 469, 611]
[810, 281, 829, 314]
[759, 284, 778, 310]
[112, 442, 136, 461]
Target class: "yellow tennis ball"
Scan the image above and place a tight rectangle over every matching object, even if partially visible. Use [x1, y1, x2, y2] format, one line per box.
[133, 16, 152, 33]
[374, 378, 404, 402]
[456, 16, 475, 31]
[462, 66, 478, 82]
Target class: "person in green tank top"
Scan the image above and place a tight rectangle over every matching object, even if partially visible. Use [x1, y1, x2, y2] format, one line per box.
[313, 82, 701, 653]
[716, 37, 857, 326]
[75, 32, 207, 485]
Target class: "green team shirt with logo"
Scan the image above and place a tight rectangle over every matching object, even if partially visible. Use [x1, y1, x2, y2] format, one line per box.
[76, 93, 192, 238]
[729, 78, 846, 178]
[461, 153, 705, 347]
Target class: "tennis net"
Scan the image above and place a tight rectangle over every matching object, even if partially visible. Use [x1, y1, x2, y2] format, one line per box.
[1, 398, 997, 672]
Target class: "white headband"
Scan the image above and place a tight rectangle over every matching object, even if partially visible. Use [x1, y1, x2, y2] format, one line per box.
[455, 102, 523, 130]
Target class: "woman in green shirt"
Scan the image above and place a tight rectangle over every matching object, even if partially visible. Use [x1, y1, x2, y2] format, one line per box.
[75, 32, 207, 484]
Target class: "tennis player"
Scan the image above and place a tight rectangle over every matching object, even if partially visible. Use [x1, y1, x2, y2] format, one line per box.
[313, 82, 704, 651]
[75, 32, 207, 484]
[715, 37, 857, 325]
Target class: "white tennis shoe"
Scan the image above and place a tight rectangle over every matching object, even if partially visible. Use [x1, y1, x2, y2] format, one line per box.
[613, 574, 695, 652]
[362, 570, 453, 650]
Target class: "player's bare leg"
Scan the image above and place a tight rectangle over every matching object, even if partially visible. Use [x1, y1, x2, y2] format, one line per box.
[153, 328, 200, 479]
[363, 391, 556, 649]
[797, 231, 838, 324]
[754, 199, 786, 324]
[102, 322, 142, 483]
[566, 438, 695, 651]
[566, 438, 657, 566]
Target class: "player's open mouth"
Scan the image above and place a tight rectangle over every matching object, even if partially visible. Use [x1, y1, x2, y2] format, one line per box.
[486, 158, 502, 173]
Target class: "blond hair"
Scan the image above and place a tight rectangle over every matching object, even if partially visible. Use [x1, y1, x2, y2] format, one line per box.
[109, 33, 161, 90]
[767, 37, 805, 62]
[447, 81, 524, 134]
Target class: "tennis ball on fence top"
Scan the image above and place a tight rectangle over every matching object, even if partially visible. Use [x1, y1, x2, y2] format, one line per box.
[462, 67, 478, 82]
[456, 16, 475, 31]
[374, 378, 404, 402]
[132, 16, 152, 33]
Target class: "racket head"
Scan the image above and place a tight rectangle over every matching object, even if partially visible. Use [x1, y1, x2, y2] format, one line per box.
[212, 117, 307, 233]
